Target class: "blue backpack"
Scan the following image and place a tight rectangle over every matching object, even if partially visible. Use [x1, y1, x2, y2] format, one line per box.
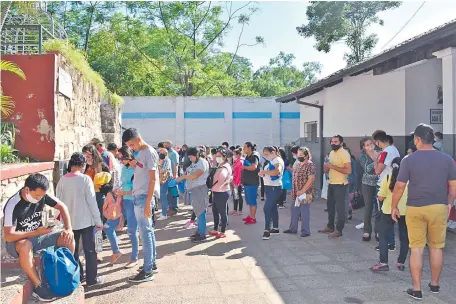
[40, 247, 80, 297]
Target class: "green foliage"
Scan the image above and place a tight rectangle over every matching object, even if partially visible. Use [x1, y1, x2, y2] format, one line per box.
[252, 52, 322, 97]
[0, 122, 18, 164]
[44, 39, 108, 97]
[0, 60, 26, 117]
[297, 1, 401, 65]
[109, 93, 124, 107]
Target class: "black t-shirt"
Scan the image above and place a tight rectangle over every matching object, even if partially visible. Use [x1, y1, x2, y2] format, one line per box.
[241, 154, 260, 185]
[3, 190, 59, 232]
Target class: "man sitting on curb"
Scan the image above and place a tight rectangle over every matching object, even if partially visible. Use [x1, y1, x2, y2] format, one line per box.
[3, 173, 75, 302]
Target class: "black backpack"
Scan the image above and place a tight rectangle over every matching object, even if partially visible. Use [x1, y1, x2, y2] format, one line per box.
[206, 167, 218, 188]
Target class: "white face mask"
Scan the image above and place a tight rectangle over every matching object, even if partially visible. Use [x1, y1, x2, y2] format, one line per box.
[25, 192, 40, 204]
[216, 157, 223, 164]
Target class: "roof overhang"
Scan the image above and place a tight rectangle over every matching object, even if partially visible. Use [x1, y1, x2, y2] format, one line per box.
[276, 20, 456, 103]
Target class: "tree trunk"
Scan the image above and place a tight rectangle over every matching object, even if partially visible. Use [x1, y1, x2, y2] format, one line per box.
[0, 1, 12, 31]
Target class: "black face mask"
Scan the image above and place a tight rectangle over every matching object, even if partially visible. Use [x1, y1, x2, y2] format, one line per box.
[331, 144, 341, 151]
[159, 154, 166, 160]
[297, 157, 306, 162]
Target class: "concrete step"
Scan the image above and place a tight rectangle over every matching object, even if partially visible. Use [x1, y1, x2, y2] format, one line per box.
[1, 267, 85, 304]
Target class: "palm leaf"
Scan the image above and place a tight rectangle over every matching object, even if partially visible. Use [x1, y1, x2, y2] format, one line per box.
[1, 94, 15, 117]
[0, 60, 26, 80]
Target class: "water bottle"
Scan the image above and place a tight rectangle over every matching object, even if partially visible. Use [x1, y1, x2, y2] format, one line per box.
[94, 228, 103, 253]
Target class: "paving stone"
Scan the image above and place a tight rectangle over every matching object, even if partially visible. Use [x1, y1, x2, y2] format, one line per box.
[248, 266, 286, 279]
[314, 264, 350, 273]
[218, 280, 260, 296]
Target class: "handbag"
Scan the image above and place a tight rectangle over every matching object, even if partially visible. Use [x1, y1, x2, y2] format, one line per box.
[282, 170, 292, 190]
[350, 190, 365, 210]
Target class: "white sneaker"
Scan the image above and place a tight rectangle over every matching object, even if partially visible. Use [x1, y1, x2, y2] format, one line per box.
[157, 215, 168, 221]
[355, 222, 364, 230]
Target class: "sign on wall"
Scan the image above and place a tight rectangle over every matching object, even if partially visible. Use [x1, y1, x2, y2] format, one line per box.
[430, 109, 443, 124]
[58, 67, 73, 98]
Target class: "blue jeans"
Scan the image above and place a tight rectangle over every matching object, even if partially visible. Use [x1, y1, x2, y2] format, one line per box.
[197, 210, 207, 235]
[374, 185, 395, 245]
[103, 218, 121, 254]
[264, 186, 280, 230]
[123, 199, 139, 261]
[160, 181, 178, 216]
[134, 195, 157, 273]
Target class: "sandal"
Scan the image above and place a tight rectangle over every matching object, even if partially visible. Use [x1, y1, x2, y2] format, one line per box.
[108, 252, 122, 266]
[208, 230, 219, 236]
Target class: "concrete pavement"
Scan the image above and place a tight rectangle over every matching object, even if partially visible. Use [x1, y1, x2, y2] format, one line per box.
[85, 198, 456, 304]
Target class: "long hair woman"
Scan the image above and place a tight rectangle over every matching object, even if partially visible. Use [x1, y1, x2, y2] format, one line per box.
[208, 148, 233, 239]
[370, 157, 409, 272]
[259, 146, 284, 240]
[277, 147, 289, 209]
[56, 152, 103, 286]
[284, 147, 316, 237]
[358, 137, 379, 241]
[230, 148, 244, 215]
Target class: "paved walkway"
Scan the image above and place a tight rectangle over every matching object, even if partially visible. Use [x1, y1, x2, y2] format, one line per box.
[85, 197, 456, 304]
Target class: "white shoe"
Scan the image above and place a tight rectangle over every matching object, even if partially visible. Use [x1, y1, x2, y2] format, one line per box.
[355, 222, 364, 230]
[157, 215, 168, 221]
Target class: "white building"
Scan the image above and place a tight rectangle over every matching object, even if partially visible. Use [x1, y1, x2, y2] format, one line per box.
[121, 96, 300, 148]
[277, 20, 456, 191]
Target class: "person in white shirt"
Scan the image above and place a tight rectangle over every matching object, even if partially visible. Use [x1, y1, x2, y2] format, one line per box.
[371, 130, 400, 248]
[258, 146, 284, 240]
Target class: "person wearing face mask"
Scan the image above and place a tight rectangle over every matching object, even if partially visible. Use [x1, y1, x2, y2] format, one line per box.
[259, 146, 284, 240]
[319, 135, 352, 239]
[242, 142, 260, 225]
[3, 174, 75, 302]
[284, 147, 316, 237]
[57, 152, 104, 285]
[176, 147, 210, 242]
[115, 146, 139, 269]
[358, 137, 379, 241]
[208, 148, 233, 238]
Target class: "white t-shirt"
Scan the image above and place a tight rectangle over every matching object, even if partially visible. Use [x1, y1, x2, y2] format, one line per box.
[263, 157, 284, 187]
[377, 145, 400, 185]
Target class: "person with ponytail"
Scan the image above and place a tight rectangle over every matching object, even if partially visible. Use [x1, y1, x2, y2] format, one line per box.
[258, 146, 284, 240]
[370, 157, 409, 272]
[56, 152, 104, 286]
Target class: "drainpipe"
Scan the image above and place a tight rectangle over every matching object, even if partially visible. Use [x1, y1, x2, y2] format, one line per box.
[295, 97, 325, 190]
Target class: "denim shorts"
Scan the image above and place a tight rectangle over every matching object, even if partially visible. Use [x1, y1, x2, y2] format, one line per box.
[244, 185, 258, 206]
[6, 231, 62, 258]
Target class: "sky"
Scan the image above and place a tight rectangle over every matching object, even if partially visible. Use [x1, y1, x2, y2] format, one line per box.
[220, 1, 456, 78]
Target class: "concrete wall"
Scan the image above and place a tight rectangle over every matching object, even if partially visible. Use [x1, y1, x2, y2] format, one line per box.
[405, 58, 443, 134]
[2, 54, 103, 161]
[121, 97, 300, 148]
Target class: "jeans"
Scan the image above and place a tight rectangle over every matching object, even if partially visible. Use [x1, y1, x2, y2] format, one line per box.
[290, 203, 310, 235]
[103, 218, 121, 254]
[375, 202, 395, 245]
[362, 184, 377, 235]
[73, 226, 97, 285]
[379, 214, 409, 264]
[264, 186, 281, 230]
[260, 177, 265, 199]
[134, 195, 157, 273]
[160, 181, 178, 216]
[327, 184, 347, 232]
[197, 210, 207, 235]
[212, 192, 230, 233]
[233, 186, 243, 212]
[278, 189, 287, 207]
[123, 199, 139, 261]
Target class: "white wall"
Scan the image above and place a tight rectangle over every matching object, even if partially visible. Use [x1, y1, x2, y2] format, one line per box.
[405, 58, 443, 133]
[299, 70, 407, 138]
[121, 96, 300, 148]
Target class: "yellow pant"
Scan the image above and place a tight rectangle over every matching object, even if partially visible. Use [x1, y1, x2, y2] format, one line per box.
[406, 204, 448, 249]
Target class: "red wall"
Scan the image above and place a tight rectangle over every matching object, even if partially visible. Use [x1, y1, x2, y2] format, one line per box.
[2, 54, 56, 161]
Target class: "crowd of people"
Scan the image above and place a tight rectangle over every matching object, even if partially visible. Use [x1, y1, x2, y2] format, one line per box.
[2, 123, 456, 302]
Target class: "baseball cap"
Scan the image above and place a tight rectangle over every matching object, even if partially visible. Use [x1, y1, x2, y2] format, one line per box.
[414, 123, 434, 140]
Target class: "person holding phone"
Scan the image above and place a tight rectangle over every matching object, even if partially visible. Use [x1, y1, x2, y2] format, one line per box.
[57, 152, 104, 287]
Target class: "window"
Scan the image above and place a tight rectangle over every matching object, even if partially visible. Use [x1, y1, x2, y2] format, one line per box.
[304, 121, 318, 143]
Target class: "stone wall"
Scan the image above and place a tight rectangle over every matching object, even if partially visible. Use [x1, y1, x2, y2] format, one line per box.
[1, 163, 55, 263]
[53, 54, 103, 160]
[101, 102, 121, 145]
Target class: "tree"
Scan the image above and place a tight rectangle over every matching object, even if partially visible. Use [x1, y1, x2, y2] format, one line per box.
[125, 1, 264, 96]
[297, 1, 401, 66]
[252, 52, 322, 97]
